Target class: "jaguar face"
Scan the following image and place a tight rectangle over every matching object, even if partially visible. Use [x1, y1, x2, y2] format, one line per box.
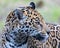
[12, 7, 49, 43]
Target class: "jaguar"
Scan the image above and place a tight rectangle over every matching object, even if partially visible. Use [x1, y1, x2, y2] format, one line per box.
[2, 2, 49, 48]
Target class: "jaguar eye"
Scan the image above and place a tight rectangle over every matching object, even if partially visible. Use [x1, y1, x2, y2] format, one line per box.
[35, 22, 43, 30]
[40, 24, 43, 27]
[35, 22, 43, 27]
[35, 22, 40, 25]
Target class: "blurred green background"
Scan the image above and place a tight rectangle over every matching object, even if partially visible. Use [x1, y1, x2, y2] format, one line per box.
[0, 0, 60, 31]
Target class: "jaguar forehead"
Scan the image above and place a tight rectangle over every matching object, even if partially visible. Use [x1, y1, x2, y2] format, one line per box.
[13, 9, 23, 20]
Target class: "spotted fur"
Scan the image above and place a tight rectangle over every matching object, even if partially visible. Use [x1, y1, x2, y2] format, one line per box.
[28, 23, 60, 48]
[2, 2, 49, 48]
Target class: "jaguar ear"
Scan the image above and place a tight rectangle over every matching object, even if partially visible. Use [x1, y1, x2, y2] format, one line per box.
[13, 9, 23, 20]
[30, 2, 35, 9]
